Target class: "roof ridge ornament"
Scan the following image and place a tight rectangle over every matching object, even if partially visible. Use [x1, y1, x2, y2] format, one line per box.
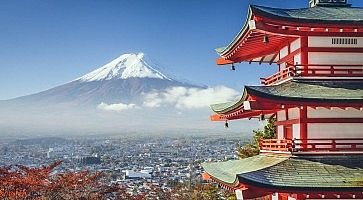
[309, 0, 351, 7]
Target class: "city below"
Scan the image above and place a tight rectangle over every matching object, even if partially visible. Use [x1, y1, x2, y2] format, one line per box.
[0, 134, 247, 196]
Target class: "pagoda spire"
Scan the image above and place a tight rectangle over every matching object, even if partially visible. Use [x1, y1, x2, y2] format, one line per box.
[309, 0, 350, 7]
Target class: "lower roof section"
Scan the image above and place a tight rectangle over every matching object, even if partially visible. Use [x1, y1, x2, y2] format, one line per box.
[211, 80, 363, 116]
[202, 154, 363, 190]
[246, 80, 363, 103]
[239, 155, 363, 190]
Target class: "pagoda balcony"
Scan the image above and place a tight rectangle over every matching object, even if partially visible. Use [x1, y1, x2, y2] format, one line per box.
[259, 138, 363, 154]
[260, 64, 363, 85]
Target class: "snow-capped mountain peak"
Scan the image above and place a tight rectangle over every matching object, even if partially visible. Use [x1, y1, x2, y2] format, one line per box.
[78, 53, 171, 82]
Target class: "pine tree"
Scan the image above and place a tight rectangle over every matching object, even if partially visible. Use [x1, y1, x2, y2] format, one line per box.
[236, 118, 276, 159]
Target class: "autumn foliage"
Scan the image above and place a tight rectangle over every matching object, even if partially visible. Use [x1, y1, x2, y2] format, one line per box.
[0, 161, 145, 200]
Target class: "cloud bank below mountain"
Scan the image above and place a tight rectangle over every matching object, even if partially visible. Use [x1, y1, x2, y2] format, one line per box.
[97, 102, 139, 112]
[97, 86, 239, 112]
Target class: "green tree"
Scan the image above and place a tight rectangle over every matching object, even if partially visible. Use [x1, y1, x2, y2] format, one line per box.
[236, 143, 259, 159]
[236, 117, 276, 159]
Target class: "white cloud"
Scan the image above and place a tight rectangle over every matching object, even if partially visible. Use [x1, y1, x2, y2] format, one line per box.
[143, 86, 239, 110]
[143, 92, 163, 108]
[97, 102, 138, 112]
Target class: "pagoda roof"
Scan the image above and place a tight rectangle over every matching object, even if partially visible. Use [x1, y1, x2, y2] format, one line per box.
[203, 155, 363, 190]
[211, 80, 363, 115]
[216, 4, 363, 65]
[250, 5, 363, 25]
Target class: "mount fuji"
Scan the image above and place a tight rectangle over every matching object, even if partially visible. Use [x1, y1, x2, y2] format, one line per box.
[7, 53, 199, 107]
[0, 53, 243, 136]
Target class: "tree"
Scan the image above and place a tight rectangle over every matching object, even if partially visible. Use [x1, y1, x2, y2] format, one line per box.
[236, 117, 276, 159]
[236, 143, 260, 159]
[253, 118, 276, 146]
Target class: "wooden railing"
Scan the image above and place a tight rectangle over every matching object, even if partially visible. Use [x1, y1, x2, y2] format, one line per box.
[260, 65, 296, 85]
[261, 64, 363, 85]
[259, 138, 363, 153]
[259, 139, 293, 152]
[293, 138, 363, 152]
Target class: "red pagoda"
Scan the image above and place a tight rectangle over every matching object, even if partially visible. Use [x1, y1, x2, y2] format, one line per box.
[202, 0, 363, 199]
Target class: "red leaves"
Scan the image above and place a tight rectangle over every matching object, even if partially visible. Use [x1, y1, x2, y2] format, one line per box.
[0, 161, 119, 200]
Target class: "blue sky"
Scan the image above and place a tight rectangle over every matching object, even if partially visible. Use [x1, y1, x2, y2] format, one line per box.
[1, 0, 362, 100]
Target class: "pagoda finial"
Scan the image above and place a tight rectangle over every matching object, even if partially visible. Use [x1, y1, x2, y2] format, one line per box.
[309, 0, 350, 7]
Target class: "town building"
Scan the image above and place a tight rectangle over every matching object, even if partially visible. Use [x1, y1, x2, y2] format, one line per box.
[202, 0, 363, 199]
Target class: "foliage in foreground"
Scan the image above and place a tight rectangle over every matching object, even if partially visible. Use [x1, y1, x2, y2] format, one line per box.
[0, 161, 144, 200]
[236, 118, 276, 159]
[0, 161, 232, 200]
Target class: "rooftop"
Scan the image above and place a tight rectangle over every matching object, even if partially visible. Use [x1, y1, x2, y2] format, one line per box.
[202, 154, 363, 189]
[250, 5, 363, 24]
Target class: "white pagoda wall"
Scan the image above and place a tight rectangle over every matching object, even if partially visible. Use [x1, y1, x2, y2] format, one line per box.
[276, 108, 301, 140]
[307, 107, 363, 139]
[278, 39, 301, 70]
[309, 52, 363, 65]
[276, 110, 285, 139]
[308, 107, 363, 118]
[308, 36, 363, 65]
[280, 46, 289, 59]
[288, 107, 300, 119]
[277, 36, 363, 74]
[293, 53, 301, 65]
[290, 39, 300, 52]
[276, 107, 363, 140]
[308, 123, 363, 139]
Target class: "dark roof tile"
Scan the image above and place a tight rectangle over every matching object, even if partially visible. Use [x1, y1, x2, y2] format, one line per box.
[211, 80, 363, 114]
[238, 155, 363, 189]
[251, 5, 363, 23]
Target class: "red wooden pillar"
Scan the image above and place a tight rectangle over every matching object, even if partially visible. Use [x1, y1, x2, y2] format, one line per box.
[300, 106, 308, 148]
[300, 36, 309, 76]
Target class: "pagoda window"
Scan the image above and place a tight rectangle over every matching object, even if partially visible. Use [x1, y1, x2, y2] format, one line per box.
[331, 37, 358, 45]
[310, 0, 348, 7]
[309, 36, 362, 47]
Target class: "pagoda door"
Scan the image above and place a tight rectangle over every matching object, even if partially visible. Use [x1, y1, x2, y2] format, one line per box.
[284, 125, 293, 140]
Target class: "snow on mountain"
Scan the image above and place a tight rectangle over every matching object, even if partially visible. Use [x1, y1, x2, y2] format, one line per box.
[78, 53, 171, 82]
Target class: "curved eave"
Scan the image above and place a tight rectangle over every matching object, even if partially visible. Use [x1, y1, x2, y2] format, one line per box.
[210, 88, 248, 114]
[216, 6, 254, 56]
